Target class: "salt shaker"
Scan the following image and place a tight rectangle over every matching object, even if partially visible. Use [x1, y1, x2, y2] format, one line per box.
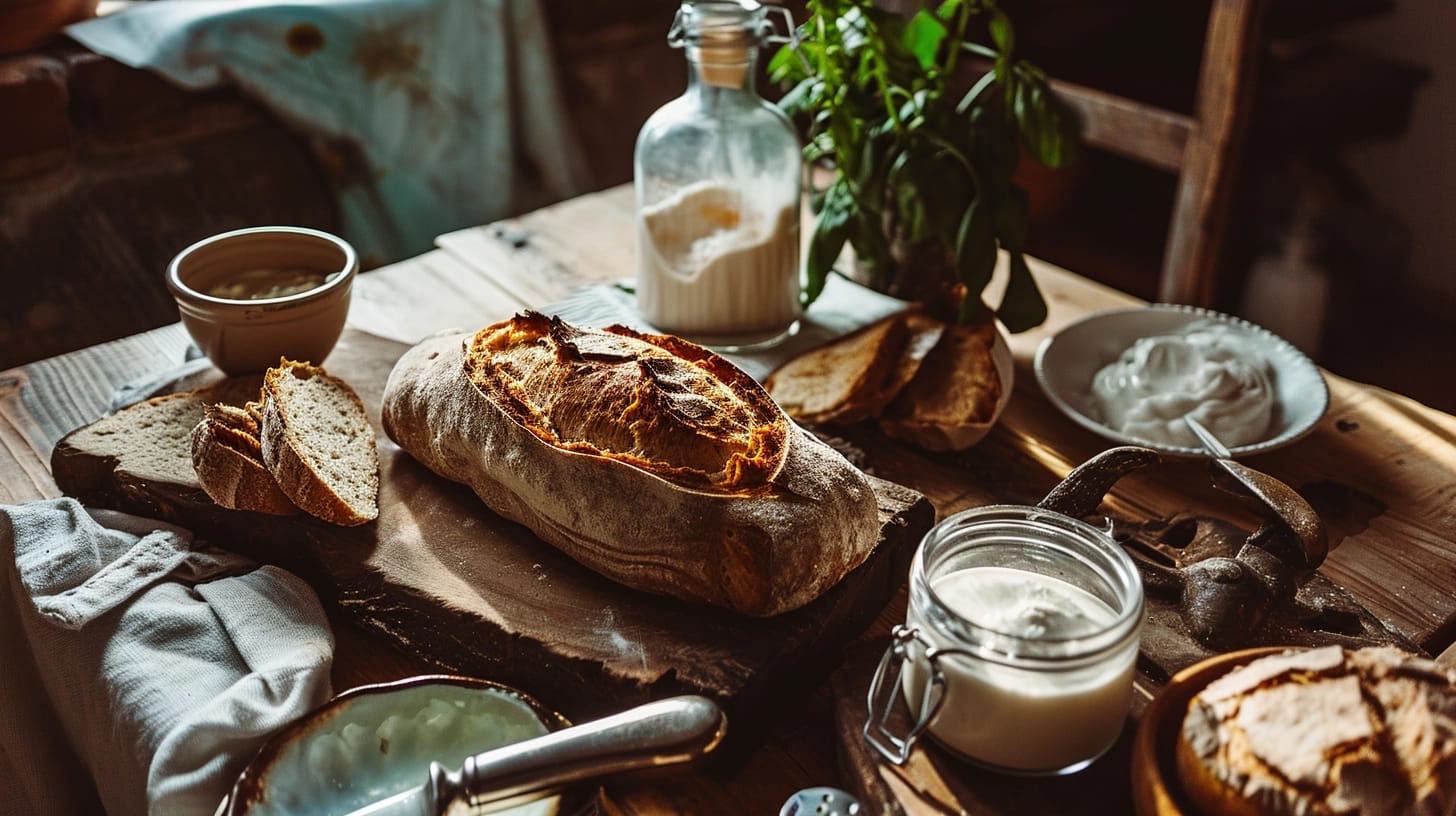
[634, 0, 802, 350]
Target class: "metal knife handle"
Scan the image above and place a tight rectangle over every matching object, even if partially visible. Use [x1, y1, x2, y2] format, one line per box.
[431, 695, 726, 812]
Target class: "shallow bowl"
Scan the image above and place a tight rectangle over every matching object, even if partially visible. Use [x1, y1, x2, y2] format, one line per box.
[1131, 646, 1289, 816]
[221, 675, 597, 816]
[167, 226, 356, 375]
[1033, 305, 1328, 457]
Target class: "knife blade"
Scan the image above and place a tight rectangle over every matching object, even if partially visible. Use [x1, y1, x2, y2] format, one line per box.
[344, 695, 726, 816]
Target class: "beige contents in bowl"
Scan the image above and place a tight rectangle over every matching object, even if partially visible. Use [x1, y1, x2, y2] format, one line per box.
[205, 267, 339, 300]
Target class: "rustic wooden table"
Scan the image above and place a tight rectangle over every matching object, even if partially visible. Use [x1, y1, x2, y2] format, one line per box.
[5, 184, 1456, 814]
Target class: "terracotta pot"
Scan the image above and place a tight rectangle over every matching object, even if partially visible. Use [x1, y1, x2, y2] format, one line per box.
[0, 0, 99, 54]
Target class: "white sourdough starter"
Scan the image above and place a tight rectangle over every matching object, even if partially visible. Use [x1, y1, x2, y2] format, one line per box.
[637, 181, 800, 339]
[905, 566, 1135, 772]
[1091, 320, 1275, 448]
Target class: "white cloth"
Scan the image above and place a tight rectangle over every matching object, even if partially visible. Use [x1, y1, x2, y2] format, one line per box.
[0, 498, 335, 815]
[66, 0, 590, 266]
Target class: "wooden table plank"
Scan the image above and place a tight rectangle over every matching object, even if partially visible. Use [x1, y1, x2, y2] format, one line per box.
[347, 249, 528, 344]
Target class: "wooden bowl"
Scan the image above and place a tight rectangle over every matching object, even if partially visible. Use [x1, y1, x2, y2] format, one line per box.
[1130, 646, 1289, 816]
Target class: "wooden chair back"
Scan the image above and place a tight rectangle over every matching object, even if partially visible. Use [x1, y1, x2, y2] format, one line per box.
[1048, 0, 1266, 306]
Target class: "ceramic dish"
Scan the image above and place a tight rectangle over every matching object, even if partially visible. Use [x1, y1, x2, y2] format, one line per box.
[221, 675, 597, 816]
[167, 226, 357, 375]
[1033, 305, 1328, 458]
[1130, 646, 1288, 816]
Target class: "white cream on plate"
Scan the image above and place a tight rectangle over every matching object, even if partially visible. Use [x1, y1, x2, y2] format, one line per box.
[1090, 320, 1276, 448]
[904, 566, 1135, 772]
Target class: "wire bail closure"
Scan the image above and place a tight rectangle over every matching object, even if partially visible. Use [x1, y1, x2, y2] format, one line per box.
[668, 1, 801, 58]
[863, 624, 976, 765]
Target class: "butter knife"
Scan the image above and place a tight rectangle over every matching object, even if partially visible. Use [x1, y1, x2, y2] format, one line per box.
[345, 695, 726, 816]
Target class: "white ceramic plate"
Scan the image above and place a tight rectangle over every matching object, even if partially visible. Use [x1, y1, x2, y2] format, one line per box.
[1033, 305, 1328, 458]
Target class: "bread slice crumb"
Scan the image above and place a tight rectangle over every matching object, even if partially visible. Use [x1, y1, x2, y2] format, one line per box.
[259, 360, 379, 526]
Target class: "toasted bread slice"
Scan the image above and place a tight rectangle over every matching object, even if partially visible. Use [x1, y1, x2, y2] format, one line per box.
[190, 403, 299, 515]
[767, 310, 942, 425]
[880, 319, 1009, 451]
[260, 360, 379, 526]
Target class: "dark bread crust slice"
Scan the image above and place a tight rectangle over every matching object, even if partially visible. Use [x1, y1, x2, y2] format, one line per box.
[190, 403, 299, 516]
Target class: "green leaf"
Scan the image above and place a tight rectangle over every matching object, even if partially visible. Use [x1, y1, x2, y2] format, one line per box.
[904, 10, 948, 71]
[776, 78, 816, 116]
[768, 43, 799, 81]
[996, 250, 1047, 332]
[993, 186, 1029, 249]
[805, 180, 856, 306]
[988, 9, 1013, 53]
[954, 199, 997, 298]
[848, 209, 895, 289]
[955, 70, 997, 115]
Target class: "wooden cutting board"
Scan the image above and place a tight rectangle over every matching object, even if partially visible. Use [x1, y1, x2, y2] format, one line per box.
[50, 329, 933, 762]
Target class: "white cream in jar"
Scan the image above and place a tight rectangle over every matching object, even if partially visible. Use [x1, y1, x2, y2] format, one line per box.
[905, 566, 1135, 772]
[871, 507, 1144, 776]
[1091, 320, 1275, 448]
[636, 181, 800, 344]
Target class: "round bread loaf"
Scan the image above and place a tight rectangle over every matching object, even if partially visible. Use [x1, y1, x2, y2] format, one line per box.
[1176, 645, 1456, 816]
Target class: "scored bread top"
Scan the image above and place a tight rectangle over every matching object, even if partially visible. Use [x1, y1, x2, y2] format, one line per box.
[464, 312, 787, 492]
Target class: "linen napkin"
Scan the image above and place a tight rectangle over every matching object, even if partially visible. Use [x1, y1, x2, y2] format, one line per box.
[65, 0, 590, 266]
[0, 498, 335, 815]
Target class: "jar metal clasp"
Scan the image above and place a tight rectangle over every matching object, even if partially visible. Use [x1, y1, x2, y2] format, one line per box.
[864, 624, 974, 765]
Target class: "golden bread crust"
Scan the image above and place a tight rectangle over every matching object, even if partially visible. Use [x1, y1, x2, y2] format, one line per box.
[382, 314, 883, 617]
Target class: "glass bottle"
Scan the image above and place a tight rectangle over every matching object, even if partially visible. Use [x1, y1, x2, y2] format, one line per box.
[634, 0, 802, 351]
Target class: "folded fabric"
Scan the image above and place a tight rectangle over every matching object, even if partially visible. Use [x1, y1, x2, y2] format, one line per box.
[0, 498, 335, 815]
[66, 0, 591, 266]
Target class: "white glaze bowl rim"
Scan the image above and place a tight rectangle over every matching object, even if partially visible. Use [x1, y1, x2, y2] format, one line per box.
[166, 225, 357, 309]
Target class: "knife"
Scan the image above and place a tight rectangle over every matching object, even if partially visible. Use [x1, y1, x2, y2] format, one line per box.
[344, 695, 726, 816]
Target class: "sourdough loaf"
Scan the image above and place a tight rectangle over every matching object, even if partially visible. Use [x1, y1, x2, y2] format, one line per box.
[259, 360, 379, 527]
[381, 313, 882, 616]
[190, 402, 299, 515]
[1177, 645, 1456, 816]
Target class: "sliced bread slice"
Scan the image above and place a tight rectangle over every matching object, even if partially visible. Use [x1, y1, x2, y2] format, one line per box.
[880, 319, 1009, 451]
[260, 359, 379, 526]
[54, 377, 262, 487]
[765, 310, 944, 426]
[191, 403, 300, 515]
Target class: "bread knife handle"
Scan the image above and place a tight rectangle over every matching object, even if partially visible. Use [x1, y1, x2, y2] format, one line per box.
[433, 695, 727, 813]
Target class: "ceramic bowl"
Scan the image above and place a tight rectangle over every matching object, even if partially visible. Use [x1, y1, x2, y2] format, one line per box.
[1130, 646, 1289, 815]
[1034, 305, 1328, 458]
[167, 226, 357, 375]
[222, 675, 597, 816]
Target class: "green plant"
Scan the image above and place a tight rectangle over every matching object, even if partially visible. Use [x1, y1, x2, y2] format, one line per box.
[770, 0, 1075, 332]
